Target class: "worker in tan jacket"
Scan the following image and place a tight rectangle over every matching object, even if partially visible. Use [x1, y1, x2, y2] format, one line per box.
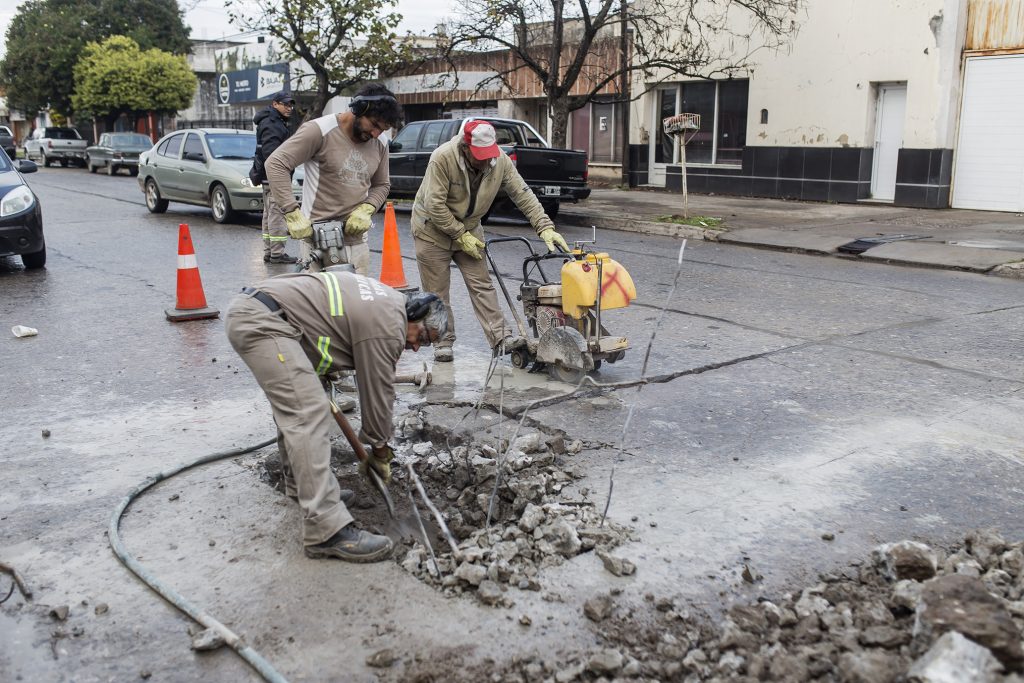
[411, 120, 569, 362]
[266, 83, 402, 275]
[226, 271, 448, 562]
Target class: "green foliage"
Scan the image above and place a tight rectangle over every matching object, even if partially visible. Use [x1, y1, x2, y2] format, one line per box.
[73, 35, 196, 118]
[227, 0, 416, 117]
[0, 0, 190, 116]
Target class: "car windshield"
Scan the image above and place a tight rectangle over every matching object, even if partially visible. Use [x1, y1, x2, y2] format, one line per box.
[111, 134, 153, 148]
[205, 134, 256, 159]
[0, 152, 11, 170]
[0, 127, 12, 137]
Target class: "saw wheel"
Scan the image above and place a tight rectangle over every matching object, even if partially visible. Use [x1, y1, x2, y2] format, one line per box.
[548, 361, 586, 384]
[537, 326, 592, 385]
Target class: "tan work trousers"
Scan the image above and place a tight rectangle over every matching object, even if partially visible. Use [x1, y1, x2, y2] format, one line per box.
[300, 237, 370, 275]
[413, 235, 508, 348]
[261, 184, 289, 258]
[225, 294, 353, 545]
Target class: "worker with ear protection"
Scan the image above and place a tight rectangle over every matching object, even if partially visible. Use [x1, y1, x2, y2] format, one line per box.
[226, 271, 449, 562]
[265, 82, 404, 275]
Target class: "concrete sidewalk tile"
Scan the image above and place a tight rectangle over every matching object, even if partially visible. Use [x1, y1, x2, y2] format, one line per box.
[717, 228, 854, 254]
[859, 242, 1024, 272]
[559, 207, 709, 240]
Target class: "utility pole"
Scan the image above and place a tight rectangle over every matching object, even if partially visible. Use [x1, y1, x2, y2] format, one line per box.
[618, 0, 630, 186]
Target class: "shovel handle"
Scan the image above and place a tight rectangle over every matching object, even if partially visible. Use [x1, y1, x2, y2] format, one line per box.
[328, 400, 369, 464]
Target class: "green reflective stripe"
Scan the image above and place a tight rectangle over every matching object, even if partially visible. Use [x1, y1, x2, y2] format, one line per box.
[315, 336, 333, 375]
[266, 235, 289, 242]
[317, 272, 344, 317]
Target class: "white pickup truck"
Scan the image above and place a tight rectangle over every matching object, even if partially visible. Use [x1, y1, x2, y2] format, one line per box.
[25, 127, 89, 167]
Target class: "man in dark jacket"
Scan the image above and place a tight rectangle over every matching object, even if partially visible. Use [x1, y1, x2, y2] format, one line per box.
[253, 92, 297, 264]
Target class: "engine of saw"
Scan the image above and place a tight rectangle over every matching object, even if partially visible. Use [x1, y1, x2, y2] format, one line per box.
[487, 236, 636, 383]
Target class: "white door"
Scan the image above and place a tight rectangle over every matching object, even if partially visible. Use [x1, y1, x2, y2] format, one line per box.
[871, 84, 906, 201]
[952, 55, 1024, 212]
[648, 87, 678, 187]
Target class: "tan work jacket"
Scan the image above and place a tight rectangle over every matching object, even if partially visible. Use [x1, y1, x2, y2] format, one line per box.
[257, 271, 406, 448]
[410, 137, 554, 249]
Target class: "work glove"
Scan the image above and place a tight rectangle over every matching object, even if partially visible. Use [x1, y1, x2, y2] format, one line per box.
[284, 209, 312, 240]
[344, 202, 376, 236]
[455, 232, 485, 260]
[359, 444, 395, 485]
[539, 228, 569, 253]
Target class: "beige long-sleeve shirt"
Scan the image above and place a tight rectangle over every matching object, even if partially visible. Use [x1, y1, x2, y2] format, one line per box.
[257, 271, 406, 448]
[266, 114, 390, 246]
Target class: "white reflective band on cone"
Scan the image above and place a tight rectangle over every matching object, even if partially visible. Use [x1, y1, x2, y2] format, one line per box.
[177, 254, 198, 269]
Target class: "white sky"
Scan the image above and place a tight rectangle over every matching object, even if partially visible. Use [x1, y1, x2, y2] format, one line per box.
[0, 0, 456, 53]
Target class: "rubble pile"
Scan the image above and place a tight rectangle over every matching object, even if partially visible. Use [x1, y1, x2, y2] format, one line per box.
[389, 410, 631, 603]
[474, 530, 1024, 682]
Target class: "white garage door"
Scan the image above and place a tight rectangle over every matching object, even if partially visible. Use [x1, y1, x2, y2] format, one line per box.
[952, 55, 1024, 212]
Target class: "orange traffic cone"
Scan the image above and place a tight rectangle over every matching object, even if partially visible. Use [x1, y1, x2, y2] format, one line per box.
[165, 223, 220, 322]
[379, 201, 415, 291]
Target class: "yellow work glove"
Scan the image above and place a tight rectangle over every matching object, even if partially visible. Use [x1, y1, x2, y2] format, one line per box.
[284, 209, 312, 240]
[359, 444, 394, 485]
[455, 232, 485, 260]
[344, 202, 376, 236]
[539, 228, 569, 253]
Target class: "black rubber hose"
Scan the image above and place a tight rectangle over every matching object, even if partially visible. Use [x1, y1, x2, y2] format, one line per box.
[108, 436, 289, 683]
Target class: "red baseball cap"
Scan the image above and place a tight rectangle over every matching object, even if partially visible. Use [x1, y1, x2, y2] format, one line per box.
[463, 120, 500, 161]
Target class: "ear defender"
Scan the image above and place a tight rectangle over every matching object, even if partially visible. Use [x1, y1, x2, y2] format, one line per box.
[405, 292, 440, 322]
[349, 94, 399, 117]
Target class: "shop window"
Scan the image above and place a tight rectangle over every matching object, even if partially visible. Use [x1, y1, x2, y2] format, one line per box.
[657, 79, 749, 166]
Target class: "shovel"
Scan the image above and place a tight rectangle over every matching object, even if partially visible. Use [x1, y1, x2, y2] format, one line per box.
[328, 399, 396, 519]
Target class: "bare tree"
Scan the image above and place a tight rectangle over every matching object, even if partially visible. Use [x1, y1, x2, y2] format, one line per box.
[227, 0, 415, 118]
[438, 0, 801, 147]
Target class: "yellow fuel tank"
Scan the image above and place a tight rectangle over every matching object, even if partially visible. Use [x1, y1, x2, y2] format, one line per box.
[560, 252, 636, 319]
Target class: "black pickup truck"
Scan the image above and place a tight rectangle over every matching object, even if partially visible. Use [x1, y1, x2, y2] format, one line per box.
[387, 117, 589, 218]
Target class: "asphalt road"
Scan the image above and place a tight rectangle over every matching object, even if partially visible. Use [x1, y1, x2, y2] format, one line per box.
[2, 165, 1023, 681]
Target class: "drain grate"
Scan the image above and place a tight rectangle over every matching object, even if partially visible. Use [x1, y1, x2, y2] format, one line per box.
[837, 234, 931, 255]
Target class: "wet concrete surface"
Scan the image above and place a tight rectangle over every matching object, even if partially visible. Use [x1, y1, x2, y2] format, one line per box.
[1, 166, 1023, 681]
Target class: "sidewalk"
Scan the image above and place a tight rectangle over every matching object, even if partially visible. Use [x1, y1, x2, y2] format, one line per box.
[559, 188, 1024, 279]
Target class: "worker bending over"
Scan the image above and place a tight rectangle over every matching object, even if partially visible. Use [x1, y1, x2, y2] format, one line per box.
[226, 270, 448, 562]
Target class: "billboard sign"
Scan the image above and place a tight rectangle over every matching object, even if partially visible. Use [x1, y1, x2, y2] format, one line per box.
[216, 64, 290, 105]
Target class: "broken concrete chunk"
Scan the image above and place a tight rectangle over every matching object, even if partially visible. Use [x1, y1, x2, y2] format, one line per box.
[512, 432, 545, 454]
[583, 593, 614, 622]
[365, 648, 398, 668]
[596, 548, 636, 577]
[476, 580, 503, 605]
[913, 574, 1024, 671]
[966, 528, 1008, 570]
[540, 518, 582, 557]
[890, 579, 924, 614]
[872, 541, 938, 582]
[907, 631, 1004, 683]
[518, 503, 545, 533]
[93, 603, 109, 616]
[411, 442, 432, 456]
[838, 650, 900, 683]
[586, 648, 624, 675]
[858, 625, 911, 649]
[49, 605, 69, 621]
[190, 628, 226, 651]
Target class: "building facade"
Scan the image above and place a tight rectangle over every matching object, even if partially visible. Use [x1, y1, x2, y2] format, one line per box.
[629, 0, 1024, 211]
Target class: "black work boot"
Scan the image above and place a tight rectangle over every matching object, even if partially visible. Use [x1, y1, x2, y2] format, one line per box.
[269, 253, 298, 264]
[305, 524, 394, 563]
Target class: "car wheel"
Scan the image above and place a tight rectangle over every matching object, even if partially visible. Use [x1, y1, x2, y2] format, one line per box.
[106, 162, 116, 176]
[21, 244, 46, 270]
[128, 167, 139, 177]
[87, 155, 96, 173]
[145, 178, 168, 213]
[210, 184, 234, 223]
[40, 152, 49, 167]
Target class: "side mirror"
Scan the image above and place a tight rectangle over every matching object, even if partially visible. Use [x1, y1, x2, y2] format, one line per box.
[16, 159, 38, 174]
[184, 151, 205, 162]
[389, 141, 402, 152]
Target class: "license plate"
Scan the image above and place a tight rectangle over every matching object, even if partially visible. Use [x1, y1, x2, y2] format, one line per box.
[543, 185, 560, 196]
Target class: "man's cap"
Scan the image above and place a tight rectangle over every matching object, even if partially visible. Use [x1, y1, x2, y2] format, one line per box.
[273, 92, 296, 105]
[463, 120, 500, 161]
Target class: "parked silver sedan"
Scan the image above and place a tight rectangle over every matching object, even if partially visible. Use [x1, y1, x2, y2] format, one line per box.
[86, 132, 153, 176]
[138, 128, 301, 224]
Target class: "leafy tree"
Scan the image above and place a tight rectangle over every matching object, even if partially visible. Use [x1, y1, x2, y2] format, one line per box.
[0, 0, 191, 117]
[227, 0, 415, 118]
[72, 35, 196, 126]
[439, 0, 801, 147]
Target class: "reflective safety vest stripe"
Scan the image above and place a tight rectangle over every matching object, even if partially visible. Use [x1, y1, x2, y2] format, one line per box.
[315, 336, 333, 375]
[317, 272, 344, 317]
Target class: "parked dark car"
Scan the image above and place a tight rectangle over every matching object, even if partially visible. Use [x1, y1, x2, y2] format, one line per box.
[387, 117, 590, 218]
[0, 126, 16, 159]
[86, 132, 153, 176]
[0, 156, 44, 269]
